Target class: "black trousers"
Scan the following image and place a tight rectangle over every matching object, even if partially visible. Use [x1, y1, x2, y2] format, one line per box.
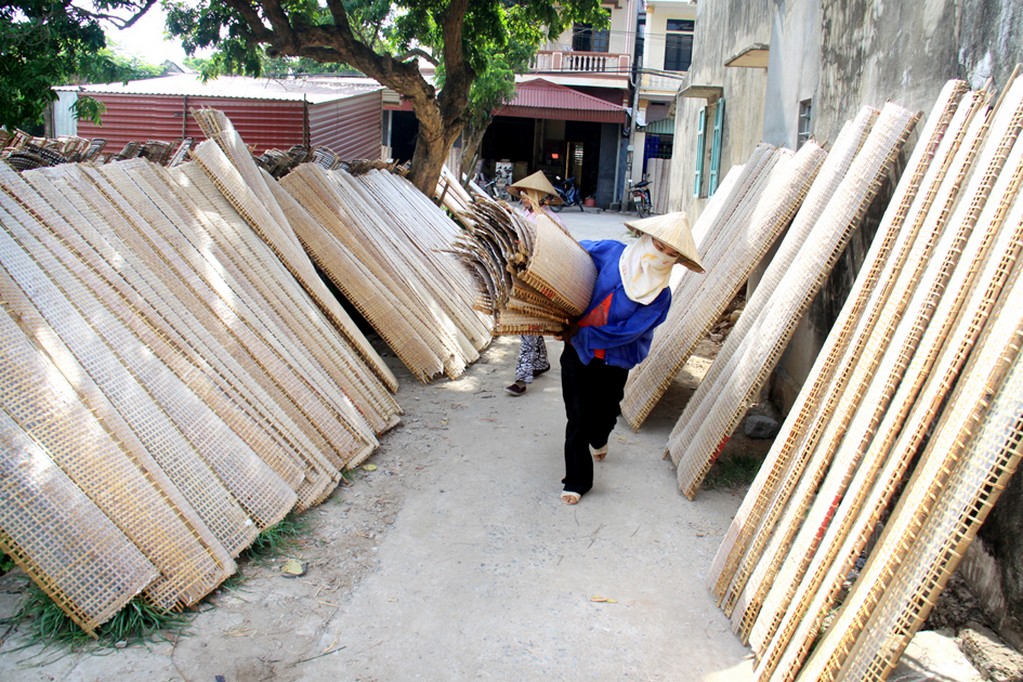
[560, 343, 629, 496]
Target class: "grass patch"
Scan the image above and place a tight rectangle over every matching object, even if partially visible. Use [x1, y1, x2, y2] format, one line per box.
[3, 513, 312, 647]
[702, 453, 763, 490]
[3, 585, 191, 649]
[244, 513, 309, 564]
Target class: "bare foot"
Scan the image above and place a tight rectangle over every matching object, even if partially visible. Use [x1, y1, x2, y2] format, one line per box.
[591, 444, 608, 462]
[561, 491, 581, 505]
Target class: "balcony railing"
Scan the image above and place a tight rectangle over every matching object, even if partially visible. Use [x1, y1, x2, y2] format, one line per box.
[529, 50, 631, 77]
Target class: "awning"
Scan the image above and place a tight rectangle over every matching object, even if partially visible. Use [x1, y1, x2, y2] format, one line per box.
[495, 79, 626, 123]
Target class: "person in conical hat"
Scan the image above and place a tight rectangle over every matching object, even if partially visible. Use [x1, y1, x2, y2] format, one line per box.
[507, 170, 563, 209]
[504, 171, 565, 397]
[554, 212, 704, 505]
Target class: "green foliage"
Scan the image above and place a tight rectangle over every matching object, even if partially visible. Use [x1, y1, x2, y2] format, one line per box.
[702, 453, 763, 490]
[0, 2, 165, 131]
[4, 584, 191, 648]
[244, 513, 308, 564]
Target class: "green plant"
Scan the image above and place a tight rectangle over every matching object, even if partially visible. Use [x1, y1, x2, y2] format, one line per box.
[702, 454, 763, 490]
[4, 586, 191, 649]
[243, 514, 309, 564]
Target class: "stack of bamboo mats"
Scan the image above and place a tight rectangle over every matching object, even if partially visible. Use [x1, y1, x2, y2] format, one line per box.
[0, 107, 487, 635]
[704, 73, 1023, 680]
[449, 193, 597, 335]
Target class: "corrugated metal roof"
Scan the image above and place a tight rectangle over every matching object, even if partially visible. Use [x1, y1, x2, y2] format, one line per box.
[493, 79, 626, 123]
[60, 74, 382, 104]
[644, 117, 675, 135]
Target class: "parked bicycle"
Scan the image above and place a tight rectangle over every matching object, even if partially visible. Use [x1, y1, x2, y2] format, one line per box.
[630, 179, 652, 218]
[550, 175, 584, 212]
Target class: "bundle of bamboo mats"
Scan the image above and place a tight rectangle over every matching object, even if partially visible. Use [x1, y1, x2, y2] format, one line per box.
[0, 107, 490, 634]
[449, 193, 597, 335]
[707, 73, 1023, 681]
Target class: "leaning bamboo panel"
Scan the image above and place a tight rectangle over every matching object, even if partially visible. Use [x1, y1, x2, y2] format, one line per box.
[0, 181, 296, 537]
[322, 169, 481, 370]
[666, 107, 878, 474]
[0, 411, 158, 637]
[69, 162, 369, 477]
[0, 291, 233, 610]
[118, 159, 393, 447]
[18, 162, 342, 510]
[754, 111, 1023, 681]
[626, 144, 781, 426]
[672, 104, 918, 500]
[730, 79, 1017, 637]
[359, 169, 490, 328]
[0, 173, 261, 556]
[190, 130, 398, 394]
[713, 82, 982, 624]
[343, 169, 492, 351]
[269, 172, 446, 383]
[799, 219, 1023, 681]
[281, 164, 454, 381]
[621, 142, 819, 429]
[708, 81, 972, 607]
[306, 166, 474, 377]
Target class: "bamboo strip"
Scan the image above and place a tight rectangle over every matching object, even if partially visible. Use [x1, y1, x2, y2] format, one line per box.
[708, 81, 971, 605]
[720, 83, 987, 628]
[757, 105, 1023, 682]
[673, 104, 918, 501]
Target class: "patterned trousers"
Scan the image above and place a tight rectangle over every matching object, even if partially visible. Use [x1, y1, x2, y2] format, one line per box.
[514, 335, 550, 383]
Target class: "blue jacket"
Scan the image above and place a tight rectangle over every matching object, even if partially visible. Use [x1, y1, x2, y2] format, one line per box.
[570, 240, 671, 369]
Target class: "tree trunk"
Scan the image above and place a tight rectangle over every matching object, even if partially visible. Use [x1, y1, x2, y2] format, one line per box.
[458, 120, 489, 188]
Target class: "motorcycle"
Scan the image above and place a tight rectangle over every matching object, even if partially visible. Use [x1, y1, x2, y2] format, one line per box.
[630, 179, 652, 218]
[550, 175, 584, 212]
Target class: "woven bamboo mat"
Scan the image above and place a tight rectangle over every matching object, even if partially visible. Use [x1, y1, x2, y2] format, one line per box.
[2, 168, 298, 536]
[0, 274, 233, 610]
[92, 160, 372, 480]
[120, 158, 387, 449]
[0, 168, 265, 557]
[350, 169, 492, 350]
[190, 136, 398, 394]
[518, 212, 596, 318]
[281, 164, 453, 381]
[754, 114, 1023, 681]
[672, 104, 918, 500]
[666, 108, 878, 475]
[311, 167, 473, 378]
[0, 410, 158, 636]
[78, 161, 363, 476]
[30, 162, 345, 509]
[728, 90, 990, 642]
[799, 197, 1023, 681]
[730, 79, 1012, 637]
[324, 168, 482, 373]
[621, 142, 816, 429]
[710, 82, 977, 623]
[708, 81, 971, 607]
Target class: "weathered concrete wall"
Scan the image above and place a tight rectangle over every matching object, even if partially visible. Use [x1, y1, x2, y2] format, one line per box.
[668, 0, 772, 213]
[669, 0, 1023, 649]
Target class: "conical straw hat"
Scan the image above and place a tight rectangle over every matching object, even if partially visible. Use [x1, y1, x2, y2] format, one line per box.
[508, 171, 562, 204]
[624, 212, 705, 273]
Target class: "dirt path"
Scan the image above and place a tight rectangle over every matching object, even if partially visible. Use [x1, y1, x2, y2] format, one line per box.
[0, 210, 758, 681]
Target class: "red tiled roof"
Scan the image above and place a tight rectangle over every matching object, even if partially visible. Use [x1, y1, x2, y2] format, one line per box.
[495, 79, 626, 123]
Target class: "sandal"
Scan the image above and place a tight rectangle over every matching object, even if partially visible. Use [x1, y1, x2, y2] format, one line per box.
[505, 380, 527, 396]
[561, 491, 581, 505]
[590, 444, 608, 462]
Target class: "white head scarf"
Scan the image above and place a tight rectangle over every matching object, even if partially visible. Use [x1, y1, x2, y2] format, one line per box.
[619, 234, 677, 304]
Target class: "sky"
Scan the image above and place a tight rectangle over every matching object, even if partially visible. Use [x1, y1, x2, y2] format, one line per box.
[103, 4, 192, 65]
